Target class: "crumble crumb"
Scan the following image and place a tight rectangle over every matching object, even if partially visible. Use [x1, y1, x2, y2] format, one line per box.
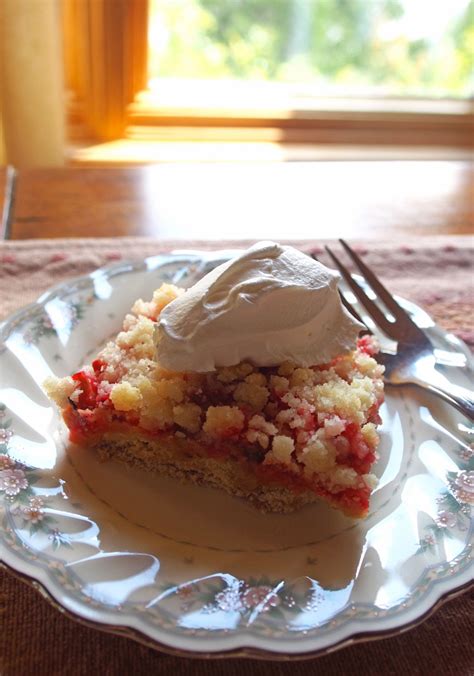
[131, 284, 183, 320]
[203, 405, 245, 438]
[217, 362, 254, 383]
[233, 381, 269, 411]
[277, 361, 296, 377]
[173, 403, 202, 433]
[300, 431, 337, 473]
[248, 414, 278, 436]
[44, 376, 75, 408]
[361, 422, 379, 446]
[264, 435, 295, 465]
[269, 375, 289, 396]
[246, 429, 270, 449]
[110, 382, 142, 411]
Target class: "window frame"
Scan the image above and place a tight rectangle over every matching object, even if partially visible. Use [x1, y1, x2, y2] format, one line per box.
[62, 0, 474, 152]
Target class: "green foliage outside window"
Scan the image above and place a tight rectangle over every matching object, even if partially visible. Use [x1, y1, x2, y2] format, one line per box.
[149, 0, 474, 97]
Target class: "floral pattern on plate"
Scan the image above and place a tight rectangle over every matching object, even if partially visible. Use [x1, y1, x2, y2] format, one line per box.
[0, 252, 473, 658]
[0, 404, 73, 549]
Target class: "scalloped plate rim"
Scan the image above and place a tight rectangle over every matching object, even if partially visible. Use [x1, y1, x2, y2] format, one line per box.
[0, 251, 473, 659]
[1, 558, 472, 661]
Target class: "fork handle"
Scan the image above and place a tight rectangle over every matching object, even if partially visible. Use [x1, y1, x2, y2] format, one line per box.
[414, 377, 474, 421]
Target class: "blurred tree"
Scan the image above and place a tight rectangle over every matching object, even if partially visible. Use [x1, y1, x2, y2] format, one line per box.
[149, 0, 473, 97]
[199, 0, 293, 78]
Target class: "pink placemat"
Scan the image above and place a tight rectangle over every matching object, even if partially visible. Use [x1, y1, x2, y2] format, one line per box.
[1, 237, 473, 675]
[1, 236, 473, 345]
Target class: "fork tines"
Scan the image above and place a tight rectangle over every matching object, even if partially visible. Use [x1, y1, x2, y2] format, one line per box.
[324, 240, 426, 343]
[310, 251, 365, 325]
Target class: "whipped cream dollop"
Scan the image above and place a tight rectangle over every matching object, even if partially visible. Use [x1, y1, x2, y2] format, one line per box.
[155, 241, 363, 372]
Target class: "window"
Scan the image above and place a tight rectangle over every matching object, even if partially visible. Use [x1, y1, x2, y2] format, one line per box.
[148, 0, 473, 100]
[63, 0, 474, 162]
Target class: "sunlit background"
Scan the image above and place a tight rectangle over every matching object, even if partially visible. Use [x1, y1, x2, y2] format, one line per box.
[148, 0, 473, 101]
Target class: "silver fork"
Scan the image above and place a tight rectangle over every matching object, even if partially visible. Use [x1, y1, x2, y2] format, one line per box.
[322, 240, 474, 421]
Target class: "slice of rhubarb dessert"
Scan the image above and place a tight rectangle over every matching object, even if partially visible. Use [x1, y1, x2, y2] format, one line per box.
[45, 242, 384, 518]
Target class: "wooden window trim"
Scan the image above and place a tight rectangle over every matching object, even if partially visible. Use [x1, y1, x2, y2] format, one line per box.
[63, 0, 148, 141]
[63, 0, 474, 152]
[127, 95, 473, 147]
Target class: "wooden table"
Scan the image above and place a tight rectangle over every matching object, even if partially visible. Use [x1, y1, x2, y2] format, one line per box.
[2, 161, 473, 240]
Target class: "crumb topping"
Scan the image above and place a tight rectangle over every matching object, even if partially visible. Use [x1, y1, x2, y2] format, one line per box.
[46, 283, 384, 504]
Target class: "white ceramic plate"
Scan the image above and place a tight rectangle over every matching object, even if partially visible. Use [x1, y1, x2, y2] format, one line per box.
[0, 252, 472, 659]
